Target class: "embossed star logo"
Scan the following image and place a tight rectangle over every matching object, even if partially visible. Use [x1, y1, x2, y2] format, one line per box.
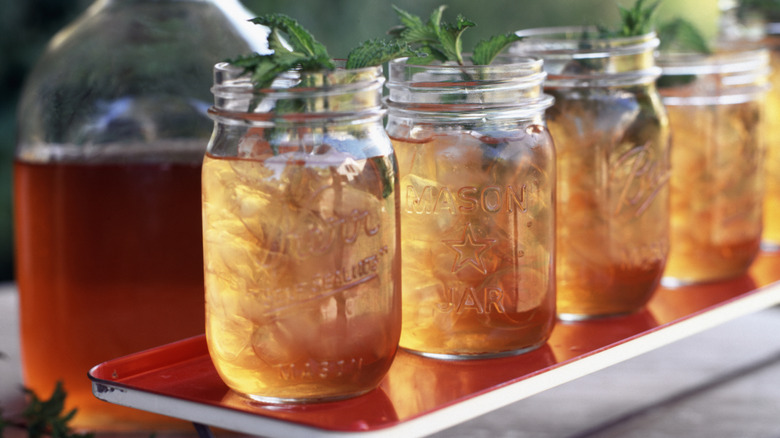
[443, 224, 496, 274]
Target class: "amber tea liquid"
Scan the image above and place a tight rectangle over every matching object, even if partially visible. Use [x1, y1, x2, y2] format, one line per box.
[392, 130, 556, 358]
[663, 102, 763, 284]
[14, 158, 204, 430]
[202, 150, 401, 402]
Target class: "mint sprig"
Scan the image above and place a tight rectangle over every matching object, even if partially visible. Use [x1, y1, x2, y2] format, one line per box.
[345, 39, 419, 69]
[658, 18, 712, 54]
[230, 13, 415, 89]
[389, 5, 521, 66]
[0, 382, 95, 438]
[472, 34, 525, 65]
[597, 0, 660, 38]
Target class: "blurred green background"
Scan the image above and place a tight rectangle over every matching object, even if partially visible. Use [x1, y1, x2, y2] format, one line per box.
[0, 0, 718, 282]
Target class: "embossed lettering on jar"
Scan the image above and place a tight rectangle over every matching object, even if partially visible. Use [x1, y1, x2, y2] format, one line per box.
[658, 47, 769, 285]
[512, 28, 671, 320]
[203, 63, 401, 403]
[386, 56, 557, 359]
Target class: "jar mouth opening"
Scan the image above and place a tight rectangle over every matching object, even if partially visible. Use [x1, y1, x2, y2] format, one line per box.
[390, 54, 544, 71]
[513, 26, 659, 55]
[385, 55, 550, 111]
[511, 26, 660, 84]
[211, 61, 385, 96]
[658, 48, 769, 76]
[658, 48, 770, 104]
[386, 55, 546, 88]
[211, 61, 385, 115]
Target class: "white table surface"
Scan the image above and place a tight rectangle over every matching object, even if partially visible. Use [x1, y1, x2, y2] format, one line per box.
[2, 283, 780, 438]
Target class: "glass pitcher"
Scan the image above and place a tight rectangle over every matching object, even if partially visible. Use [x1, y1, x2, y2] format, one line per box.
[13, 0, 267, 430]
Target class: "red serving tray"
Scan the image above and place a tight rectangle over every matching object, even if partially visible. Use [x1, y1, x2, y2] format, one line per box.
[89, 252, 780, 437]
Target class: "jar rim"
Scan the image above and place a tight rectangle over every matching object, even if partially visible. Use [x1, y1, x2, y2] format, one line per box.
[385, 54, 553, 120]
[658, 48, 769, 76]
[388, 54, 544, 71]
[211, 61, 385, 94]
[210, 60, 385, 119]
[513, 26, 659, 55]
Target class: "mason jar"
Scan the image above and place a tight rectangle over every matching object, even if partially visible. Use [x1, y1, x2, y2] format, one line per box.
[512, 28, 671, 320]
[203, 62, 401, 403]
[385, 56, 556, 359]
[760, 24, 780, 250]
[658, 47, 769, 285]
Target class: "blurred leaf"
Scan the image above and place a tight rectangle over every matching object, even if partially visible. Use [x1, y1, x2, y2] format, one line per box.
[472, 33, 523, 66]
[659, 18, 712, 54]
[345, 39, 419, 68]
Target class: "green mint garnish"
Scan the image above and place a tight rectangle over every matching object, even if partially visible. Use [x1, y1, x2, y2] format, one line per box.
[389, 5, 521, 66]
[0, 382, 95, 438]
[472, 33, 525, 66]
[345, 39, 419, 69]
[597, 0, 660, 38]
[250, 15, 334, 70]
[658, 18, 712, 54]
[739, 0, 780, 21]
[230, 14, 333, 89]
[230, 13, 415, 89]
[589, 0, 710, 55]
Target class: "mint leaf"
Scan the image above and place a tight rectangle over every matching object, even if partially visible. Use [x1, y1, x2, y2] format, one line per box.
[228, 14, 336, 89]
[438, 14, 475, 64]
[346, 39, 419, 69]
[406, 46, 438, 65]
[391, 5, 467, 64]
[472, 33, 523, 66]
[250, 14, 332, 65]
[390, 5, 431, 40]
[598, 0, 660, 38]
[22, 382, 94, 438]
[389, 5, 512, 66]
[391, 5, 445, 59]
[658, 18, 711, 54]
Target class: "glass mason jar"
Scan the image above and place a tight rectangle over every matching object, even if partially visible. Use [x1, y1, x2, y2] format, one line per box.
[385, 56, 557, 359]
[512, 28, 671, 320]
[203, 62, 401, 403]
[13, 0, 267, 430]
[658, 47, 769, 285]
[760, 24, 780, 250]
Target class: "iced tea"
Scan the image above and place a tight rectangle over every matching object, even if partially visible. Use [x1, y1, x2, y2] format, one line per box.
[762, 38, 780, 249]
[547, 88, 670, 317]
[663, 103, 764, 283]
[513, 29, 671, 319]
[390, 129, 556, 358]
[14, 154, 204, 430]
[658, 48, 768, 284]
[202, 147, 400, 402]
[385, 57, 556, 358]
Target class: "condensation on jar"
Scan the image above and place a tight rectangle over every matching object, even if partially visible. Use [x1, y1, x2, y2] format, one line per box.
[203, 62, 401, 403]
[658, 46, 769, 286]
[385, 56, 556, 359]
[512, 28, 671, 320]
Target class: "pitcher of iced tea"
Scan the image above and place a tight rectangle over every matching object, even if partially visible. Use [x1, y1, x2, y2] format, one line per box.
[13, 0, 267, 430]
[202, 62, 401, 403]
[658, 47, 770, 285]
[512, 28, 671, 320]
[385, 56, 557, 359]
